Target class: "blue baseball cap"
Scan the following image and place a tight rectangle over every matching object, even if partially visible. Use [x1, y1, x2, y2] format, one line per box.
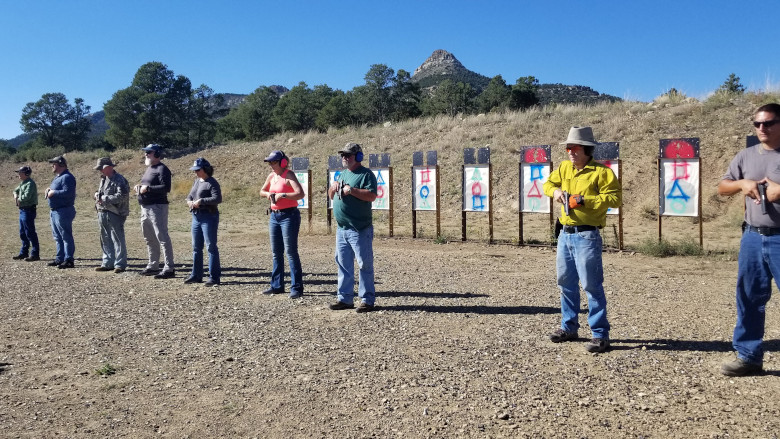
[263, 150, 285, 162]
[189, 157, 211, 171]
[142, 143, 162, 154]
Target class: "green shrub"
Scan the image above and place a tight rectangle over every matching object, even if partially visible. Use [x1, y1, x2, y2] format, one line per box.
[635, 237, 703, 257]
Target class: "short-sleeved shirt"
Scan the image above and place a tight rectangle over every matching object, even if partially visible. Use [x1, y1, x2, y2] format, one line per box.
[722, 144, 780, 227]
[333, 166, 378, 231]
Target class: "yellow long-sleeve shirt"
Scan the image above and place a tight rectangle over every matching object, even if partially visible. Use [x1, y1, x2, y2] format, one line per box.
[543, 159, 622, 227]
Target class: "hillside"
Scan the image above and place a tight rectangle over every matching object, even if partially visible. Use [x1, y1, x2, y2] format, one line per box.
[1, 94, 773, 251]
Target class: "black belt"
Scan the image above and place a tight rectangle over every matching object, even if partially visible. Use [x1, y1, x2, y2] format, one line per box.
[192, 208, 218, 214]
[19, 206, 36, 210]
[562, 225, 598, 233]
[744, 224, 780, 236]
[270, 207, 297, 213]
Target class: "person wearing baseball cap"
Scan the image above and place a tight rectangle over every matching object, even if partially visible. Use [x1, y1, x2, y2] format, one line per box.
[12, 166, 40, 261]
[327, 142, 379, 312]
[135, 144, 176, 279]
[543, 127, 622, 353]
[93, 157, 130, 273]
[183, 157, 222, 287]
[45, 155, 77, 269]
[259, 150, 305, 298]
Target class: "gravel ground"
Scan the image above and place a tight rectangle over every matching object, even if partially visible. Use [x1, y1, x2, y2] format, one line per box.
[2, 218, 780, 439]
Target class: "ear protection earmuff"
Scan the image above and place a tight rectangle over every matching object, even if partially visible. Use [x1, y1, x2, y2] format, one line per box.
[355, 151, 363, 162]
[279, 151, 288, 168]
[154, 150, 161, 158]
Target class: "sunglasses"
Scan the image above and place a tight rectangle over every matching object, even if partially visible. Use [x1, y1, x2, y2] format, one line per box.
[339, 153, 353, 158]
[753, 119, 780, 129]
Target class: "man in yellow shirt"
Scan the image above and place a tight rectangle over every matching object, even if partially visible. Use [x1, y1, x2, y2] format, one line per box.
[543, 126, 622, 353]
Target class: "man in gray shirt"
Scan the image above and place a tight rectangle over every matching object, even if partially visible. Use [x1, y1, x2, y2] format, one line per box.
[719, 102, 780, 376]
[93, 157, 130, 273]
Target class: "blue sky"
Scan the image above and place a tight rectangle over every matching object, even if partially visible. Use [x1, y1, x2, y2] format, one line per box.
[1, 0, 777, 140]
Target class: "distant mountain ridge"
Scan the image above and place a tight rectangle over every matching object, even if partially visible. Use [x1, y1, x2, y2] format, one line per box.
[4, 51, 620, 145]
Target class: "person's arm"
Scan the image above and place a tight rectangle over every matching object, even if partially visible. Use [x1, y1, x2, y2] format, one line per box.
[719, 178, 761, 205]
[259, 173, 275, 201]
[199, 179, 222, 205]
[342, 185, 377, 202]
[543, 166, 566, 204]
[584, 167, 621, 210]
[279, 173, 305, 201]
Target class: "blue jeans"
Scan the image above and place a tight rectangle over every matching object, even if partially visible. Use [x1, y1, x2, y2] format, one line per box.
[50, 206, 76, 262]
[269, 208, 303, 295]
[733, 228, 780, 365]
[18, 207, 39, 257]
[335, 226, 375, 306]
[98, 211, 127, 269]
[191, 211, 220, 282]
[556, 229, 610, 338]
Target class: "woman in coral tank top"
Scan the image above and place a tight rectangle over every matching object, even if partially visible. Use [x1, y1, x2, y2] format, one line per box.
[260, 150, 305, 299]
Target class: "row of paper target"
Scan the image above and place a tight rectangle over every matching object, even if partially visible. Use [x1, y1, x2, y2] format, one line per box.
[289, 158, 700, 217]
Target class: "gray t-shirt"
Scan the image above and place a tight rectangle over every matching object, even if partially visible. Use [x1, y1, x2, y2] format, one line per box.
[723, 144, 780, 227]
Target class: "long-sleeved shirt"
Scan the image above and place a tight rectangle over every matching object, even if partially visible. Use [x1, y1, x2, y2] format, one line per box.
[47, 169, 77, 210]
[137, 162, 171, 206]
[186, 176, 222, 212]
[543, 159, 622, 227]
[97, 171, 130, 217]
[13, 178, 38, 208]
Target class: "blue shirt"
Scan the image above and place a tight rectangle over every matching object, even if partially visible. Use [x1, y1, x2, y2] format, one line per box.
[48, 169, 77, 210]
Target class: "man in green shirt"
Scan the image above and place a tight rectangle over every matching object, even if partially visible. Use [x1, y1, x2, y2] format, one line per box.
[328, 142, 378, 312]
[12, 166, 40, 261]
[543, 126, 622, 353]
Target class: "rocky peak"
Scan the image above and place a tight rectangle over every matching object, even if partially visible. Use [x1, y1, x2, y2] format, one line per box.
[412, 49, 468, 78]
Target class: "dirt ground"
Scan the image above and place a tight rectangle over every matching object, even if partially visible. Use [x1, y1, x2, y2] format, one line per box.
[2, 195, 780, 439]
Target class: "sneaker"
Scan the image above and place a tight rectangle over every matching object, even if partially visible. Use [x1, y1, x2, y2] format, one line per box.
[329, 301, 355, 310]
[95, 266, 114, 272]
[183, 276, 202, 284]
[48, 259, 62, 267]
[205, 279, 219, 287]
[721, 358, 764, 377]
[140, 267, 159, 276]
[356, 302, 375, 313]
[25, 255, 40, 262]
[585, 338, 610, 353]
[549, 329, 578, 343]
[12, 254, 27, 260]
[57, 259, 75, 269]
[114, 267, 126, 273]
[154, 270, 176, 279]
[289, 292, 303, 299]
[262, 287, 285, 295]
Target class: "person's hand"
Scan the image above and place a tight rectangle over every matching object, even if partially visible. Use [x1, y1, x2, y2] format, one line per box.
[139, 185, 148, 194]
[45, 188, 52, 199]
[568, 194, 584, 209]
[342, 185, 352, 197]
[762, 178, 780, 203]
[743, 179, 762, 204]
[553, 189, 565, 204]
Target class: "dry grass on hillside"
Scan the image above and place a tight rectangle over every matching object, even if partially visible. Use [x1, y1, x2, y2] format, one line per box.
[3, 93, 778, 251]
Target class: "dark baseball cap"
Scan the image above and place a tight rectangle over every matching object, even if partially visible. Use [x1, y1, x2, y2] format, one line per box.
[48, 155, 67, 166]
[339, 142, 362, 156]
[263, 150, 285, 162]
[15, 166, 32, 175]
[189, 157, 211, 171]
[142, 144, 162, 154]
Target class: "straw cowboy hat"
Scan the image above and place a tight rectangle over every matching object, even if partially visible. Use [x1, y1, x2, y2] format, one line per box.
[560, 126, 599, 147]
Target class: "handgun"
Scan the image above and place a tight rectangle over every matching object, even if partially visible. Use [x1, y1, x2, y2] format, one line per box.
[758, 183, 768, 215]
[562, 190, 570, 216]
[336, 180, 345, 200]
